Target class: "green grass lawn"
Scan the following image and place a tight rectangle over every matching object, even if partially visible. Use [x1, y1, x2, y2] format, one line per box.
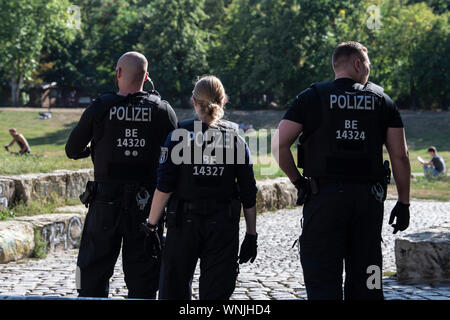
[0, 109, 92, 175]
[0, 108, 449, 201]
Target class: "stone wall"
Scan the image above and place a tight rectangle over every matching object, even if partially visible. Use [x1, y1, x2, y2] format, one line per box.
[0, 170, 298, 264]
[0, 169, 94, 206]
[1, 169, 297, 212]
[16, 214, 85, 252]
[0, 221, 35, 264]
[0, 179, 15, 210]
[395, 222, 450, 282]
[256, 178, 297, 212]
[0, 213, 85, 264]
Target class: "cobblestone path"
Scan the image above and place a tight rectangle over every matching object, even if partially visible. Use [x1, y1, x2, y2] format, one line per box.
[0, 200, 449, 300]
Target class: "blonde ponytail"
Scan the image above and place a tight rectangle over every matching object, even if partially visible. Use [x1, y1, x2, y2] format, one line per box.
[192, 75, 228, 124]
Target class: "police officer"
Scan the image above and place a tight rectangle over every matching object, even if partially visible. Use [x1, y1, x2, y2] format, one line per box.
[65, 51, 178, 299]
[144, 75, 258, 300]
[272, 42, 411, 300]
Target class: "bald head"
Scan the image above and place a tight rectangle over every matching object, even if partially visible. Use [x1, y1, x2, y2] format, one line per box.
[116, 51, 148, 93]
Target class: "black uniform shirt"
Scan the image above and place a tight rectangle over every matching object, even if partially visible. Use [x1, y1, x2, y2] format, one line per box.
[65, 91, 178, 183]
[283, 78, 404, 142]
[431, 155, 445, 172]
[156, 121, 258, 209]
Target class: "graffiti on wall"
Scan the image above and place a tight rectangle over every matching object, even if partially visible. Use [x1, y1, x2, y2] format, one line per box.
[0, 186, 8, 210]
[41, 216, 83, 252]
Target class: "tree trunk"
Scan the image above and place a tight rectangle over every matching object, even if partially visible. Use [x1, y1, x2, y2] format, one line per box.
[441, 96, 449, 111]
[410, 77, 418, 110]
[10, 74, 23, 107]
[10, 77, 18, 106]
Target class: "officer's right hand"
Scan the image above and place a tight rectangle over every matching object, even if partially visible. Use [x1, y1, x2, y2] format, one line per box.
[239, 233, 258, 264]
[293, 176, 310, 206]
[140, 222, 162, 259]
[389, 202, 410, 234]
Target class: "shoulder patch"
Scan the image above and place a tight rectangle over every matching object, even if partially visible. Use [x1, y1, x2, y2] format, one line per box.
[159, 147, 169, 164]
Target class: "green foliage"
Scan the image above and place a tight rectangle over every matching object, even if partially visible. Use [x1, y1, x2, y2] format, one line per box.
[0, 0, 74, 105]
[6, 192, 80, 218]
[211, 0, 364, 107]
[135, 0, 210, 107]
[31, 228, 47, 259]
[42, 0, 147, 93]
[9, 194, 67, 217]
[0, 209, 15, 221]
[0, 0, 448, 108]
[366, 0, 449, 109]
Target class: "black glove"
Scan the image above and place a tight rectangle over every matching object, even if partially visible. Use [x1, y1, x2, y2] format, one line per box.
[389, 202, 410, 234]
[140, 222, 162, 259]
[293, 176, 311, 206]
[239, 233, 258, 264]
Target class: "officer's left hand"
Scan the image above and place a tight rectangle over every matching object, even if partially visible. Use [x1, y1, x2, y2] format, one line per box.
[239, 233, 258, 264]
[389, 201, 410, 234]
[140, 222, 162, 259]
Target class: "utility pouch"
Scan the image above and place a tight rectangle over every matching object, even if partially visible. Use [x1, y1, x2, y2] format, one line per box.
[383, 160, 391, 185]
[310, 178, 319, 195]
[381, 160, 391, 202]
[79, 181, 98, 208]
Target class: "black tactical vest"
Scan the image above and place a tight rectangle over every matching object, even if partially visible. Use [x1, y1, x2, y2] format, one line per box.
[173, 119, 239, 202]
[300, 81, 386, 181]
[92, 91, 162, 183]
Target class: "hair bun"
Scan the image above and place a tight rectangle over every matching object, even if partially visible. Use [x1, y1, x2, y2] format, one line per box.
[207, 102, 224, 121]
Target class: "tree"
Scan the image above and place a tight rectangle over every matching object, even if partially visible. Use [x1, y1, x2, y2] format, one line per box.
[41, 0, 147, 95]
[3, 0, 446, 110]
[212, 0, 363, 108]
[135, 0, 210, 107]
[412, 12, 449, 109]
[368, 0, 448, 109]
[0, 0, 74, 106]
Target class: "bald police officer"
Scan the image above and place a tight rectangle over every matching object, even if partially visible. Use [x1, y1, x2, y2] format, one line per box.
[272, 42, 411, 300]
[66, 52, 177, 299]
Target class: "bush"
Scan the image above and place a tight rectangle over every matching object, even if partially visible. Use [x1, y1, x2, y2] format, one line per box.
[31, 228, 47, 259]
[0, 208, 15, 221]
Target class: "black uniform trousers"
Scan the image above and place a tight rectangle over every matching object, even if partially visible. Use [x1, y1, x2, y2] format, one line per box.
[299, 181, 384, 300]
[158, 205, 240, 300]
[76, 183, 161, 299]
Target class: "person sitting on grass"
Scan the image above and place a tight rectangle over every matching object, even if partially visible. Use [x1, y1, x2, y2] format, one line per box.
[420, 146, 446, 177]
[3, 128, 31, 155]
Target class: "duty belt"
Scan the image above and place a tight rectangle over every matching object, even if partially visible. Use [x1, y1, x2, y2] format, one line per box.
[182, 200, 230, 215]
[311, 177, 378, 185]
[95, 182, 153, 210]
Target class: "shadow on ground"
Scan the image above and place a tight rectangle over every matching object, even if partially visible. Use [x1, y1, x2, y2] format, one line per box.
[27, 122, 77, 146]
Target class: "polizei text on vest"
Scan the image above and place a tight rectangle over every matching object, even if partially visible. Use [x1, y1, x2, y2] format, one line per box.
[109, 105, 152, 122]
[330, 94, 376, 110]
